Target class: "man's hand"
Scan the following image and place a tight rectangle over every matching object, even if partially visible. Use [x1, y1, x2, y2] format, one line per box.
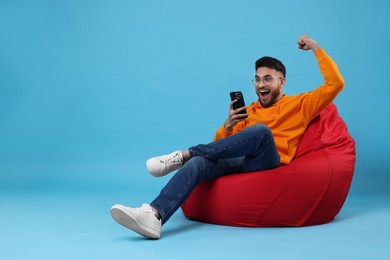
[224, 99, 248, 132]
[297, 34, 321, 52]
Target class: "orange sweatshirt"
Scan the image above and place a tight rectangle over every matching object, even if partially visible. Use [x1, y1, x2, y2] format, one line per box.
[213, 48, 345, 164]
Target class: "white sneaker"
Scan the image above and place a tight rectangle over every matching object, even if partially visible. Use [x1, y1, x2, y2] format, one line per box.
[146, 150, 184, 177]
[110, 204, 162, 239]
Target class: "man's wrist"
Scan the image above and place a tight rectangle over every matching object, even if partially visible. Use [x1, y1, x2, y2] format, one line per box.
[224, 122, 233, 133]
[313, 46, 322, 54]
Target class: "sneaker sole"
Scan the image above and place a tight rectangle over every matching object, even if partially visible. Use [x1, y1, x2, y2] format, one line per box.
[110, 205, 161, 239]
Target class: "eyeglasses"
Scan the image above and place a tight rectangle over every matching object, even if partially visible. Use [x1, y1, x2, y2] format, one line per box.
[252, 75, 283, 86]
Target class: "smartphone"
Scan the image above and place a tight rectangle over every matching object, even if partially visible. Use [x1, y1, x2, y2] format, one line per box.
[230, 91, 247, 114]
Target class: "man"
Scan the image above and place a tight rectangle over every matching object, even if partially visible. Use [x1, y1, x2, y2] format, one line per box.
[110, 34, 344, 239]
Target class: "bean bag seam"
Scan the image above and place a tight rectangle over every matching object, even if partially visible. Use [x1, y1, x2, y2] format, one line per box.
[297, 147, 333, 226]
[254, 168, 295, 226]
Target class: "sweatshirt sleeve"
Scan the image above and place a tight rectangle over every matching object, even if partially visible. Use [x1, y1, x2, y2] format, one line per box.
[213, 119, 246, 141]
[213, 125, 232, 141]
[300, 48, 345, 120]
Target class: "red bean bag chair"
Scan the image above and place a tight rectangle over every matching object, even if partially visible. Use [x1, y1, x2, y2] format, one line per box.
[181, 103, 356, 227]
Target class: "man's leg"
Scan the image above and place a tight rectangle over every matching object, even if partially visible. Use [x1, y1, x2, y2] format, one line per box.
[151, 124, 280, 224]
[188, 123, 280, 172]
[111, 124, 279, 238]
[146, 123, 280, 177]
[150, 156, 243, 225]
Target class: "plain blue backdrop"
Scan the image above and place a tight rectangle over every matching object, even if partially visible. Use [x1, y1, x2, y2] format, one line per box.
[1, 0, 389, 259]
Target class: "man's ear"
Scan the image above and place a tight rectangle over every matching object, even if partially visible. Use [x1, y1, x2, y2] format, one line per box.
[280, 78, 286, 88]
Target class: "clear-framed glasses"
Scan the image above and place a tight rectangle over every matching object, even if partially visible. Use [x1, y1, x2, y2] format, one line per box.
[252, 75, 283, 86]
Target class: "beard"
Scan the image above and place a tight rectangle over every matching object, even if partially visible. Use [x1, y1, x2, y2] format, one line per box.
[258, 87, 281, 108]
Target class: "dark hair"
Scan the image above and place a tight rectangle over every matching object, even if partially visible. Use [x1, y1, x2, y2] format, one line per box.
[255, 56, 286, 78]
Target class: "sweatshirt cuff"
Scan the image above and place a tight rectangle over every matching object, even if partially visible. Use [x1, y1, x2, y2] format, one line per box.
[314, 48, 325, 57]
[214, 125, 232, 140]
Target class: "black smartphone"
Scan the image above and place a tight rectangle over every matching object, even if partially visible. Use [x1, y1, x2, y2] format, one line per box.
[230, 91, 247, 114]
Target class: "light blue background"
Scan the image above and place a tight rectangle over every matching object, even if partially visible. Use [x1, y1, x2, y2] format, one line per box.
[1, 0, 389, 259]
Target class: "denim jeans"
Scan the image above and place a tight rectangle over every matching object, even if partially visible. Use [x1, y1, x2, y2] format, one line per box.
[150, 123, 280, 225]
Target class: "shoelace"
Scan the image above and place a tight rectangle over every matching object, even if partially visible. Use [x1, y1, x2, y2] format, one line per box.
[141, 204, 153, 212]
[160, 152, 182, 167]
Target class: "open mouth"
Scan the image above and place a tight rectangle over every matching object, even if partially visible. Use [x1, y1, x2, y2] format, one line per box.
[259, 89, 271, 99]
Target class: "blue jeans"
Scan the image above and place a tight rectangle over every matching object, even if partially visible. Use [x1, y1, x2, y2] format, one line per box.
[150, 124, 280, 225]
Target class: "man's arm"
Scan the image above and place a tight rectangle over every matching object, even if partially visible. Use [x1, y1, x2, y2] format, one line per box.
[213, 99, 248, 141]
[297, 34, 345, 120]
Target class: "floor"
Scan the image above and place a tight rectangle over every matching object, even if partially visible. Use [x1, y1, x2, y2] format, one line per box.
[1, 188, 389, 260]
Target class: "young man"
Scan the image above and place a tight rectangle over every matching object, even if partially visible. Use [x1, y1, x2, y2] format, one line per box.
[110, 34, 344, 239]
